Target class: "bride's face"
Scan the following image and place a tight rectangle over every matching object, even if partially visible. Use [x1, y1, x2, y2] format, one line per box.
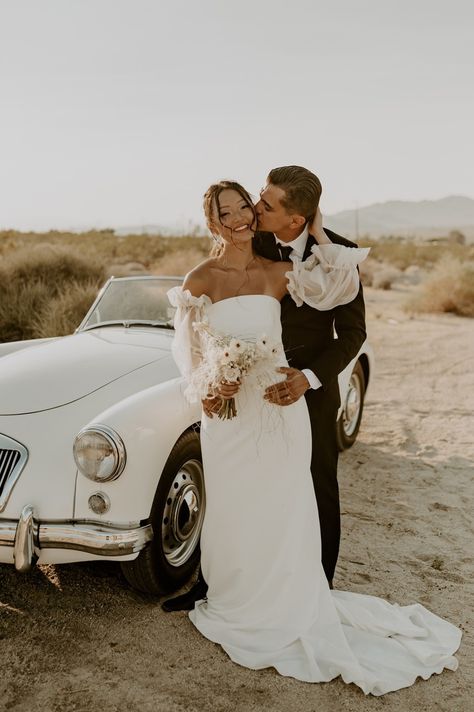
[212, 189, 256, 244]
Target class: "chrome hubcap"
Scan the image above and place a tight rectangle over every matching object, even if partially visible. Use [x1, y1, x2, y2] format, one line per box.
[343, 373, 362, 437]
[162, 459, 205, 567]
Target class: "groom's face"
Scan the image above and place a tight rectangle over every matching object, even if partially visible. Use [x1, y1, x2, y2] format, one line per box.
[255, 183, 293, 234]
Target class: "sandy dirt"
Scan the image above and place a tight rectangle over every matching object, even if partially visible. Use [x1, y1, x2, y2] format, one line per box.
[1, 285, 473, 712]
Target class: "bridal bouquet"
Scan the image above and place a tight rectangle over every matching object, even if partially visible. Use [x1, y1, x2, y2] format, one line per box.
[186, 319, 283, 420]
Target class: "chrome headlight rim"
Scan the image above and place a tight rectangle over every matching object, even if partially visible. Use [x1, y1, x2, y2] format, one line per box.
[73, 424, 127, 482]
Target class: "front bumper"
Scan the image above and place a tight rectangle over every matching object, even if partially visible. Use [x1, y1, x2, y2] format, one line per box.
[0, 505, 153, 571]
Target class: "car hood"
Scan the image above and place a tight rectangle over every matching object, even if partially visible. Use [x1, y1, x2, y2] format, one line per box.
[0, 327, 173, 415]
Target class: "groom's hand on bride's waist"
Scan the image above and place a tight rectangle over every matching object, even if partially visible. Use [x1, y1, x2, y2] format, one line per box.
[264, 367, 310, 406]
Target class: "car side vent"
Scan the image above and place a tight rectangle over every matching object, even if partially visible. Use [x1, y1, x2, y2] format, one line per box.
[0, 449, 21, 495]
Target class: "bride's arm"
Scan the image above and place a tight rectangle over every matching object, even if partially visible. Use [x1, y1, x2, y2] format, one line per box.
[309, 206, 332, 244]
[171, 264, 240, 408]
[284, 244, 369, 310]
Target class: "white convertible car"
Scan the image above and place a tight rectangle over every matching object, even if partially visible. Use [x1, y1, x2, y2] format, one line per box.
[0, 276, 373, 593]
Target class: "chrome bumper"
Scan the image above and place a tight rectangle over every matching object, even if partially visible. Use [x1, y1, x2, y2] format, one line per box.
[0, 505, 153, 571]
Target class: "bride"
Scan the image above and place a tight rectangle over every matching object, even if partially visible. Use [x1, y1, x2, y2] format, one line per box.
[167, 180, 461, 696]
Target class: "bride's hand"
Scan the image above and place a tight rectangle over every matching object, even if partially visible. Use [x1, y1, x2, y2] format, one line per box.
[310, 207, 331, 245]
[216, 379, 241, 399]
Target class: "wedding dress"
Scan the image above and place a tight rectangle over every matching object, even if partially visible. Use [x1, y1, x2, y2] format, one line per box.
[167, 244, 461, 696]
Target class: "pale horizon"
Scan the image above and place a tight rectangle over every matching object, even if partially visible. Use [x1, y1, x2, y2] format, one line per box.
[1, 0, 472, 232]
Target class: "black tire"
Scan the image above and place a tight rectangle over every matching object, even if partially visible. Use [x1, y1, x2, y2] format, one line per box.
[336, 360, 366, 451]
[121, 428, 205, 595]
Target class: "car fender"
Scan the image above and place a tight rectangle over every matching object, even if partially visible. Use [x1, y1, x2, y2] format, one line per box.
[73, 377, 201, 523]
[337, 341, 374, 420]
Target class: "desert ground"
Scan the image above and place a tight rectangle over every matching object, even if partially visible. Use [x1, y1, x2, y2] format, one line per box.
[0, 283, 472, 712]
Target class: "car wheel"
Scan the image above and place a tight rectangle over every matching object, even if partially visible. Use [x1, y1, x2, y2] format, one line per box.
[121, 428, 205, 595]
[336, 360, 366, 451]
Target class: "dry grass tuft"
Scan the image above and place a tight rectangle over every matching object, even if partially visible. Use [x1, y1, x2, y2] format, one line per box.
[32, 281, 100, 338]
[0, 280, 51, 342]
[372, 265, 402, 290]
[360, 239, 474, 270]
[149, 247, 208, 276]
[360, 258, 402, 290]
[0, 245, 107, 341]
[405, 256, 474, 317]
[0, 243, 105, 290]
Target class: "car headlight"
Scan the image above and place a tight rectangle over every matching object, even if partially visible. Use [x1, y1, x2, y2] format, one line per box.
[73, 425, 126, 482]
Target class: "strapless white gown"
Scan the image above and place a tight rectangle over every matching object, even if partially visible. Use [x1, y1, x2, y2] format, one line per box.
[167, 249, 461, 696]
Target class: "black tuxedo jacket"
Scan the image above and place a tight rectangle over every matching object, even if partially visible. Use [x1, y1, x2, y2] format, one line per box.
[253, 228, 367, 410]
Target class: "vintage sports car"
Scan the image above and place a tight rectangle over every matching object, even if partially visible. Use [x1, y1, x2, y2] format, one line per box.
[0, 276, 374, 593]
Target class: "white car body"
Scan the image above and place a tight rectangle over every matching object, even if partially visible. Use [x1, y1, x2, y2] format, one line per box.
[0, 276, 373, 590]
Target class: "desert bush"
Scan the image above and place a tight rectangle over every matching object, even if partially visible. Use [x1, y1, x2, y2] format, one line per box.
[372, 265, 402, 290]
[32, 281, 99, 338]
[360, 239, 474, 270]
[405, 256, 474, 317]
[0, 280, 51, 342]
[149, 247, 208, 276]
[358, 257, 376, 287]
[0, 244, 106, 294]
[359, 258, 402, 290]
[0, 230, 211, 270]
[0, 245, 107, 341]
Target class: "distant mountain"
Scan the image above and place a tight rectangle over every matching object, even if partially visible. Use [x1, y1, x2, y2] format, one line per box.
[325, 195, 474, 240]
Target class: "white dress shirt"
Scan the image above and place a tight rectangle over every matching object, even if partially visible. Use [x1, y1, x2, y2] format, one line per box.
[274, 226, 322, 391]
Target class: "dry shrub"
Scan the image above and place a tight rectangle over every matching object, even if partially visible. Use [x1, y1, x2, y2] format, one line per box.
[0, 281, 51, 342]
[0, 244, 105, 292]
[405, 256, 474, 317]
[0, 245, 107, 341]
[360, 239, 474, 270]
[359, 259, 402, 290]
[149, 247, 208, 276]
[113, 234, 209, 267]
[372, 265, 402, 290]
[359, 257, 376, 287]
[32, 281, 100, 338]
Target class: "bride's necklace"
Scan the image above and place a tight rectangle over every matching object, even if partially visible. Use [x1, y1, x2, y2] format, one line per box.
[217, 253, 257, 273]
[216, 254, 258, 297]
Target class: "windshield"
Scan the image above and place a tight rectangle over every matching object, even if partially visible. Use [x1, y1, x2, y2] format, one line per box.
[79, 276, 183, 330]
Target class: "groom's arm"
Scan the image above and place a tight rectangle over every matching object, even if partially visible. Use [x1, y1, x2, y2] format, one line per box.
[307, 279, 367, 389]
[304, 227, 367, 388]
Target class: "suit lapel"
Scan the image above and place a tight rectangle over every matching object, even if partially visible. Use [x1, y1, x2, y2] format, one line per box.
[303, 233, 317, 261]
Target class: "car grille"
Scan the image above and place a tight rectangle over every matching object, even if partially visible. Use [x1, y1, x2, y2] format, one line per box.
[0, 449, 21, 496]
[0, 434, 28, 511]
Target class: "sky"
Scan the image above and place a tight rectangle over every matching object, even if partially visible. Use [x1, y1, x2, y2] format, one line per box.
[1, 0, 473, 232]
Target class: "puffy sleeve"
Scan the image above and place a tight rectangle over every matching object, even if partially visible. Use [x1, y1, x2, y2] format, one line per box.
[286, 244, 370, 310]
[167, 286, 211, 384]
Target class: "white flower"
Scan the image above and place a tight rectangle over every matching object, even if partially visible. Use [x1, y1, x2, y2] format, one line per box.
[228, 338, 243, 359]
[222, 365, 241, 382]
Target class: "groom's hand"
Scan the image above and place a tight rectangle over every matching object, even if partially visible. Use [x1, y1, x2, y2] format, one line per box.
[264, 367, 310, 406]
[202, 395, 222, 418]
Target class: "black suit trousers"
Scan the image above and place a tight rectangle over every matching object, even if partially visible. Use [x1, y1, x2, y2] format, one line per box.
[305, 388, 340, 584]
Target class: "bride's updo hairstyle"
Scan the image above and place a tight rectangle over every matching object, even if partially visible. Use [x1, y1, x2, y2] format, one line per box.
[203, 180, 257, 257]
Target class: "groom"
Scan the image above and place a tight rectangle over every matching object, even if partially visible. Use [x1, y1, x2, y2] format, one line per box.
[162, 165, 366, 611]
[255, 166, 366, 586]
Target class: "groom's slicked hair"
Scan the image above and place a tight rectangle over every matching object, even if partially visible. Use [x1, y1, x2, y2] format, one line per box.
[268, 166, 322, 223]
